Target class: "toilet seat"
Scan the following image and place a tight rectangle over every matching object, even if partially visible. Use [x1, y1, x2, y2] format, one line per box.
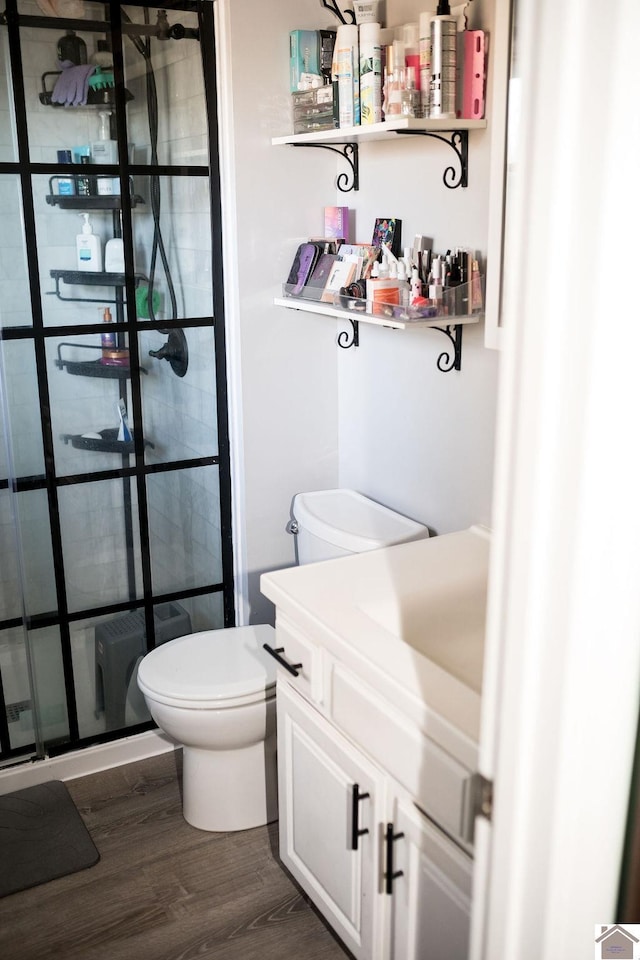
[137, 624, 277, 710]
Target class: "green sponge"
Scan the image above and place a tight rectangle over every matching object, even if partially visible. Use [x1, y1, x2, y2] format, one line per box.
[136, 284, 162, 319]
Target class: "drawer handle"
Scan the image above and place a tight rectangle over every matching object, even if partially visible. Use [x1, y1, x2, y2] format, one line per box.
[351, 783, 370, 851]
[384, 822, 405, 895]
[262, 643, 303, 678]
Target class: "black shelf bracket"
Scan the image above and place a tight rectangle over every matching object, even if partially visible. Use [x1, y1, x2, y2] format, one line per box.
[291, 141, 359, 192]
[320, 0, 356, 25]
[433, 324, 464, 372]
[337, 320, 464, 368]
[337, 318, 359, 349]
[396, 129, 469, 189]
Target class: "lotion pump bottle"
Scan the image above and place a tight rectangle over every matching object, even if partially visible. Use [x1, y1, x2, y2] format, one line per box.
[76, 213, 102, 272]
[92, 111, 119, 196]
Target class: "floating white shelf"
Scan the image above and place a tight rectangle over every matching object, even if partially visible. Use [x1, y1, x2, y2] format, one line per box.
[272, 117, 487, 146]
[274, 295, 481, 331]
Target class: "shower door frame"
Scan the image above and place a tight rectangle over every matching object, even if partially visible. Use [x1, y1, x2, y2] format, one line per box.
[0, 0, 235, 764]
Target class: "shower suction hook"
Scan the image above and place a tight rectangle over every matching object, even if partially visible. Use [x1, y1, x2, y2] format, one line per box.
[149, 328, 188, 378]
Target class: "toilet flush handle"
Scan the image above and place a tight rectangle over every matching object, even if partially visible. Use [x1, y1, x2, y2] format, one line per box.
[286, 519, 299, 535]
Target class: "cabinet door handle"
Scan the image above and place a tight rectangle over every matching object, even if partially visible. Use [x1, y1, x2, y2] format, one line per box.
[262, 643, 303, 677]
[384, 822, 405, 894]
[351, 783, 371, 850]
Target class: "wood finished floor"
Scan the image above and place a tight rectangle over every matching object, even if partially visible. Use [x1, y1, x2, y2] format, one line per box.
[0, 752, 350, 960]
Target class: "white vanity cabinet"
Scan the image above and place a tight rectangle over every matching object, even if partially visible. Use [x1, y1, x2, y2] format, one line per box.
[261, 531, 488, 960]
[388, 794, 472, 959]
[268, 619, 475, 960]
[277, 680, 386, 960]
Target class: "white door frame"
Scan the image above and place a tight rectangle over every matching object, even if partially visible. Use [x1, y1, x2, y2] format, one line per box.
[472, 0, 640, 957]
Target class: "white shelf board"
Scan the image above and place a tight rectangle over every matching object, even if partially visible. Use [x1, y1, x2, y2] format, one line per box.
[274, 296, 482, 331]
[272, 117, 487, 146]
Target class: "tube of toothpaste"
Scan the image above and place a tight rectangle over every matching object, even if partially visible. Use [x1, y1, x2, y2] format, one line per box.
[116, 399, 132, 443]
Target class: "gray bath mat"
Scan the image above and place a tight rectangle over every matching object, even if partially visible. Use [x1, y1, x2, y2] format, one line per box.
[0, 780, 100, 897]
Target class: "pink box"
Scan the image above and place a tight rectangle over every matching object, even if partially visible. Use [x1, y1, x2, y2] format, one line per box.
[324, 206, 349, 241]
[462, 31, 485, 120]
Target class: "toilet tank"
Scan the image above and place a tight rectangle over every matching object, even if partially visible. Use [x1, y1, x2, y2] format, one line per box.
[291, 489, 429, 565]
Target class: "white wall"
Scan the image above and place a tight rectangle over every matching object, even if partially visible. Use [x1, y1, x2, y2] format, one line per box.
[217, 0, 341, 624]
[220, 0, 499, 626]
[338, 0, 498, 534]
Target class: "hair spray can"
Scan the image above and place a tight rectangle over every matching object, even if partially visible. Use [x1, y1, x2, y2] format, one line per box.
[335, 25, 360, 127]
[430, 1, 457, 119]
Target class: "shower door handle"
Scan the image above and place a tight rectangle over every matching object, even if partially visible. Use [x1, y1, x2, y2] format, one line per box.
[262, 643, 302, 677]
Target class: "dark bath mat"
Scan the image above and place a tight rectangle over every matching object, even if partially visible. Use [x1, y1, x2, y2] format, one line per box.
[0, 780, 100, 897]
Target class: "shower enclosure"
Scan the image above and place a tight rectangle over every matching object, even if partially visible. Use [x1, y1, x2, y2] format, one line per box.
[0, 0, 234, 765]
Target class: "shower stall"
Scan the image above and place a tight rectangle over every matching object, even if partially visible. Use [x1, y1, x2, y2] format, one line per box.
[0, 0, 234, 765]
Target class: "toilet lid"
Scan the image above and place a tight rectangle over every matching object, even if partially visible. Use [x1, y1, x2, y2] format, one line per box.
[137, 625, 277, 705]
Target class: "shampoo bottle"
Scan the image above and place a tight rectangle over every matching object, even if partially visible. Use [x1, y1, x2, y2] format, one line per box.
[100, 306, 129, 366]
[100, 306, 116, 360]
[76, 213, 102, 272]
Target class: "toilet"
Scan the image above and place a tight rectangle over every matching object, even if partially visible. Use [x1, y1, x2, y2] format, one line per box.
[136, 489, 429, 832]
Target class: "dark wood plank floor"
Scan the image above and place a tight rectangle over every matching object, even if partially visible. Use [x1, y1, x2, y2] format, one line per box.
[0, 752, 350, 960]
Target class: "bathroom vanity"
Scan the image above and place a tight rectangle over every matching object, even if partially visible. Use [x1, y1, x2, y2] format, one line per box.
[260, 526, 489, 960]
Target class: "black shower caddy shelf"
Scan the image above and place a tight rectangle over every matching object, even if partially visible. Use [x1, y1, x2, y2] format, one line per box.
[46, 190, 145, 211]
[49, 269, 148, 304]
[55, 342, 148, 379]
[61, 428, 154, 454]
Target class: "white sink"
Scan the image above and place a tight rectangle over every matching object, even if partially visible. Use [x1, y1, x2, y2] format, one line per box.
[359, 577, 487, 694]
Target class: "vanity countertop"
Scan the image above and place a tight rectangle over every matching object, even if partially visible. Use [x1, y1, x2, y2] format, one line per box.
[260, 526, 490, 750]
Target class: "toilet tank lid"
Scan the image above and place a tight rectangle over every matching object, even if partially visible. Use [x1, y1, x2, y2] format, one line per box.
[137, 625, 277, 703]
[292, 489, 429, 553]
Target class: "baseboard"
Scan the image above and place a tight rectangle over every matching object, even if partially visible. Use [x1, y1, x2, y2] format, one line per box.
[0, 730, 177, 795]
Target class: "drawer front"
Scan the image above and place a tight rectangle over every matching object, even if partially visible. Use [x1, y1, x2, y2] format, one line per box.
[267, 615, 323, 703]
[331, 663, 472, 843]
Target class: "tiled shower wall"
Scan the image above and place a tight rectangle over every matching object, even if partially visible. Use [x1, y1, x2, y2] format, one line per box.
[0, 3, 220, 609]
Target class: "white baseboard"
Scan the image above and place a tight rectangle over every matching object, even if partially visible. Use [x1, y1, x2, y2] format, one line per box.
[0, 730, 178, 795]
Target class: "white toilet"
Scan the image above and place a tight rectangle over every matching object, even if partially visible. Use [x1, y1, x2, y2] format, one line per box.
[136, 489, 429, 832]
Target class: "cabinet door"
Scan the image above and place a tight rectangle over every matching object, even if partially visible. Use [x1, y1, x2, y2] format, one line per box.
[277, 681, 385, 960]
[389, 797, 472, 960]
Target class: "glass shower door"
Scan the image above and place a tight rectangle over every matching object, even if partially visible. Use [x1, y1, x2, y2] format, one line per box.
[0, 1, 233, 764]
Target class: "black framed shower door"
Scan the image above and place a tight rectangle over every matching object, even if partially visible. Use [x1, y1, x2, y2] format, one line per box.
[0, 0, 234, 764]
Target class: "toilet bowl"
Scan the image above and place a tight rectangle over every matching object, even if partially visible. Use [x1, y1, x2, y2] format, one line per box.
[137, 624, 277, 832]
[137, 491, 429, 833]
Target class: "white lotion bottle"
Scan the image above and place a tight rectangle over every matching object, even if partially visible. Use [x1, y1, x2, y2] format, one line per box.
[92, 111, 119, 196]
[76, 213, 102, 272]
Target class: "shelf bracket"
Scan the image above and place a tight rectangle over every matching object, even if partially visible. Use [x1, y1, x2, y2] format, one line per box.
[397, 129, 469, 189]
[291, 142, 359, 192]
[337, 318, 359, 349]
[433, 324, 464, 372]
[320, 0, 356, 25]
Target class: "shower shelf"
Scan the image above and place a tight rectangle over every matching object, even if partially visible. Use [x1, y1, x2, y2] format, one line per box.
[62, 428, 154, 454]
[56, 358, 148, 380]
[49, 269, 148, 304]
[46, 193, 145, 211]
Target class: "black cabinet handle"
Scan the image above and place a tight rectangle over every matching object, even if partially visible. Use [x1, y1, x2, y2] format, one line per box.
[384, 822, 405, 894]
[262, 642, 303, 677]
[351, 783, 371, 850]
